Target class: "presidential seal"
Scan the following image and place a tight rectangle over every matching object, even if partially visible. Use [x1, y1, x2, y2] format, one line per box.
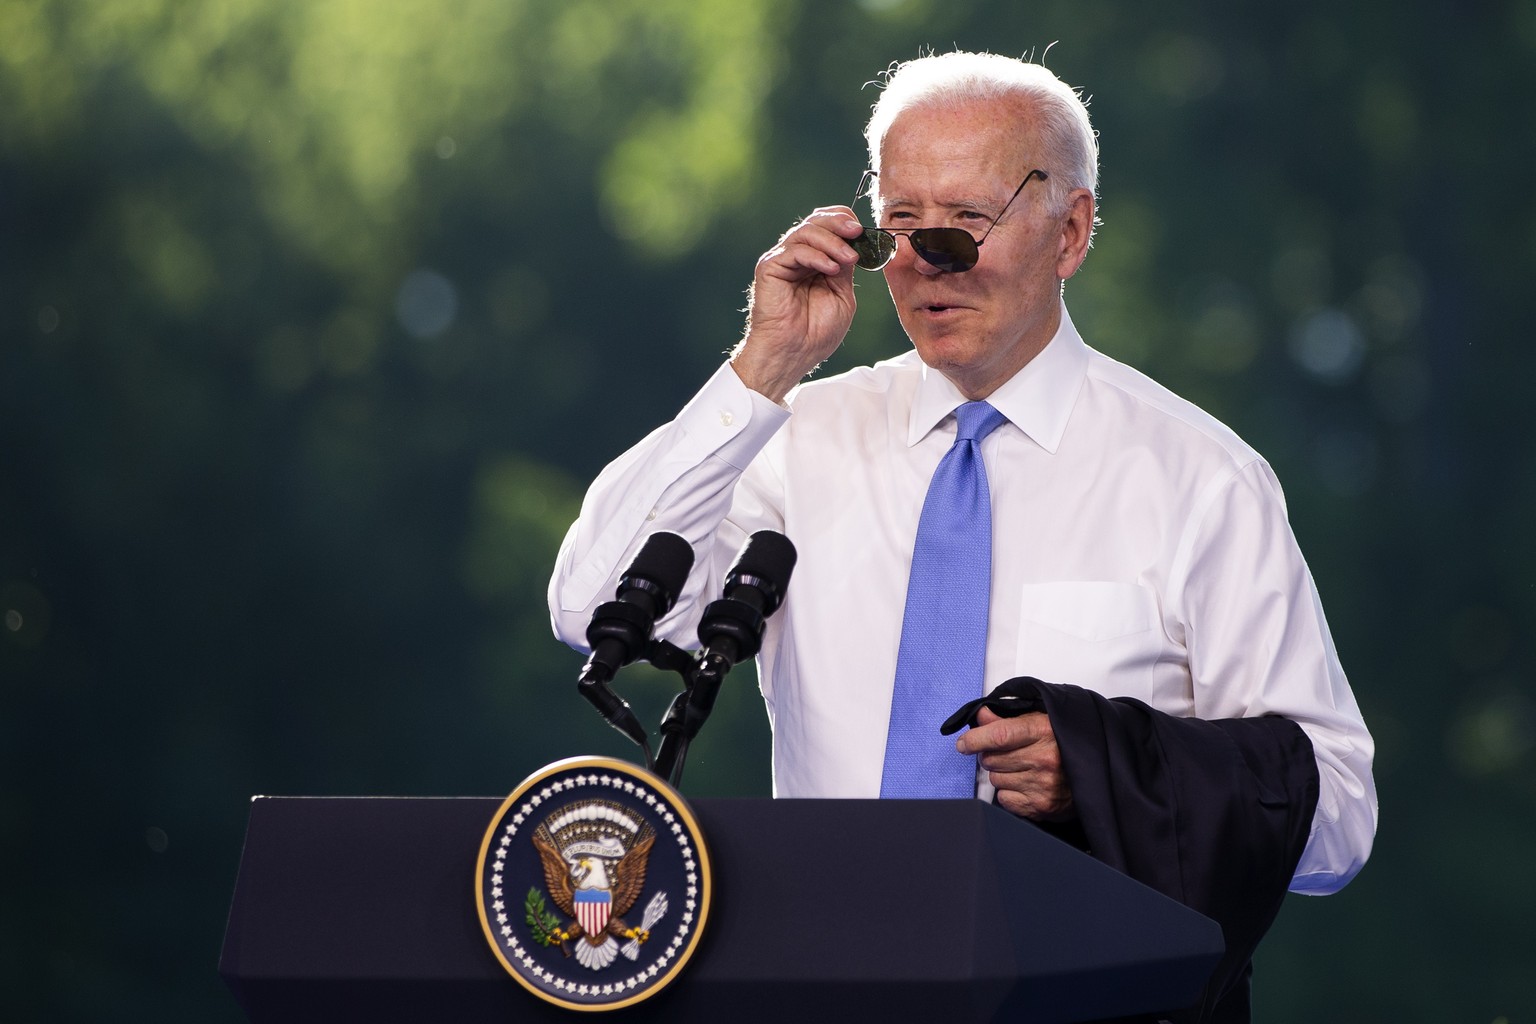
[475, 756, 711, 1011]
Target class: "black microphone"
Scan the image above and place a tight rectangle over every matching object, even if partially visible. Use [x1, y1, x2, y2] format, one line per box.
[577, 532, 695, 748]
[696, 530, 798, 667]
[653, 530, 798, 785]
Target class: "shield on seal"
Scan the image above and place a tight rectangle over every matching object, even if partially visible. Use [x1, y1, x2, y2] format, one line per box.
[574, 887, 612, 937]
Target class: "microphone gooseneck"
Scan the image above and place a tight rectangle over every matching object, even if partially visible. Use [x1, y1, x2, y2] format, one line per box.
[576, 532, 695, 756]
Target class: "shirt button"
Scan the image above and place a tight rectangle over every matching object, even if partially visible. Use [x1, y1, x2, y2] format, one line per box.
[645, 508, 658, 521]
[718, 409, 734, 426]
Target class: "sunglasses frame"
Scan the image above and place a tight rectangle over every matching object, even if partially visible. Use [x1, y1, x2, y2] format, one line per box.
[851, 168, 1050, 273]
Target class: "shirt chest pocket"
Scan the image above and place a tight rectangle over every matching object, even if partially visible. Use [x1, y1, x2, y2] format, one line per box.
[1013, 582, 1163, 702]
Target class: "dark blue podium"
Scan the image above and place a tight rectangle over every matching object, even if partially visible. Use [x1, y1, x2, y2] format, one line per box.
[219, 796, 1222, 1022]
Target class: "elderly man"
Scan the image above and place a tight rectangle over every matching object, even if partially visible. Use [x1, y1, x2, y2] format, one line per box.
[549, 51, 1375, 1020]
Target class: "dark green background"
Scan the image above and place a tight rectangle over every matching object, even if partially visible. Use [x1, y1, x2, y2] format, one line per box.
[3, 1, 1532, 1020]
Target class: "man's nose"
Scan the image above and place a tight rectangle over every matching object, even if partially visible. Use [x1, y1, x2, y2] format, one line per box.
[893, 235, 945, 277]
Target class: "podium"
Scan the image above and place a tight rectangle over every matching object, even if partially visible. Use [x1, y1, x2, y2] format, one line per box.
[220, 796, 1222, 1022]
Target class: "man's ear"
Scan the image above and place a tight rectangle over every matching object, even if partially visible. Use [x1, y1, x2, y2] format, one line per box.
[1056, 189, 1096, 280]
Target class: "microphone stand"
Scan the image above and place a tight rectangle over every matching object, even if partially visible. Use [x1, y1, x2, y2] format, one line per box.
[651, 646, 734, 788]
[576, 638, 738, 787]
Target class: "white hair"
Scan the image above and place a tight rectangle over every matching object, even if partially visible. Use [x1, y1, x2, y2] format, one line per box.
[863, 51, 1099, 212]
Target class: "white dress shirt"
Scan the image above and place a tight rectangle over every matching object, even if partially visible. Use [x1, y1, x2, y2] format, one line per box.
[549, 305, 1377, 894]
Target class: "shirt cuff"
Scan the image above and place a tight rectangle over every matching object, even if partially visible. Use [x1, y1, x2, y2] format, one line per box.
[675, 361, 791, 470]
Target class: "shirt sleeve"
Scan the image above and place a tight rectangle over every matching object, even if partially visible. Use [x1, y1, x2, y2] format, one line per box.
[1171, 459, 1378, 894]
[547, 361, 791, 653]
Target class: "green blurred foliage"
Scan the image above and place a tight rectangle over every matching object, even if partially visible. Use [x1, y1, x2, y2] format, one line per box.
[2, 0, 1533, 1020]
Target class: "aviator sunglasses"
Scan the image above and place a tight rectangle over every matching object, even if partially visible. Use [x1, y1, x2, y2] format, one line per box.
[850, 168, 1049, 273]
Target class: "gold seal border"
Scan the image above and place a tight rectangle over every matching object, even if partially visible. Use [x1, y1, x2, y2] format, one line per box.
[474, 755, 714, 1012]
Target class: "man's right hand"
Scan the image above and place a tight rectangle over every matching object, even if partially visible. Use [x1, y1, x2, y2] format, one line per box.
[730, 206, 867, 403]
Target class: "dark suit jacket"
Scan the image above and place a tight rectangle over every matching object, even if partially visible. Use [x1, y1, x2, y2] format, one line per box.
[944, 677, 1320, 1024]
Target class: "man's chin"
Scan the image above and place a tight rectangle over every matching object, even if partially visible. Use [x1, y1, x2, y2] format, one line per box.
[909, 335, 982, 375]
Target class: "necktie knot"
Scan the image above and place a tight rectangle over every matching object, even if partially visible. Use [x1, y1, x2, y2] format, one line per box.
[953, 401, 1007, 444]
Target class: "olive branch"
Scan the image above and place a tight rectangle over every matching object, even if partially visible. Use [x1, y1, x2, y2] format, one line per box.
[524, 888, 564, 946]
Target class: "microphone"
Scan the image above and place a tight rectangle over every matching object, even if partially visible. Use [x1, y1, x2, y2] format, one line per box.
[696, 530, 798, 667]
[653, 530, 797, 785]
[577, 532, 695, 748]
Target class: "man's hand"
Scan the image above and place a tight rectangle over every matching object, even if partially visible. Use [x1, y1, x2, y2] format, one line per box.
[730, 207, 866, 403]
[956, 707, 1075, 821]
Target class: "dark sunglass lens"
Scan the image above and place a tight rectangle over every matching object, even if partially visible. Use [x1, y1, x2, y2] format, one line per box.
[852, 229, 897, 270]
[911, 229, 979, 272]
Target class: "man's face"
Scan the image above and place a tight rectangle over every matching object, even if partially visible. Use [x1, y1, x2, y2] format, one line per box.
[874, 98, 1091, 398]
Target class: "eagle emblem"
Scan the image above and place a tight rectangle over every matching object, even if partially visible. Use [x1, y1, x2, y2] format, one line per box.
[526, 800, 667, 970]
[477, 757, 710, 1009]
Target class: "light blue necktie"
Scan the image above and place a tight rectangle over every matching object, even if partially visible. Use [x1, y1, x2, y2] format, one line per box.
[880, 400, 1008, 798]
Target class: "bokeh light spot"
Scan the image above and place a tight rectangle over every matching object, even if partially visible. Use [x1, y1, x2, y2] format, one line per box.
[1289, 308, 1365, 384]
[395, 268, 458, 339]
[1187, 283, 1261, 375]
[1448, 686, 1535, 778]
[1, 580, 51, 649]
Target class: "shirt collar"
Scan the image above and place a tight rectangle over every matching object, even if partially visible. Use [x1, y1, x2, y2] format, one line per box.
[907, 301, 1089, 454]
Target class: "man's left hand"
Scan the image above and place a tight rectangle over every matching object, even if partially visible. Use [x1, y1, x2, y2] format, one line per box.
[956, 707, 1075, 821]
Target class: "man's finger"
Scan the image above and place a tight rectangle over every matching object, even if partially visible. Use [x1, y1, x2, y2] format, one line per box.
[955, 708, 1052, 754]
